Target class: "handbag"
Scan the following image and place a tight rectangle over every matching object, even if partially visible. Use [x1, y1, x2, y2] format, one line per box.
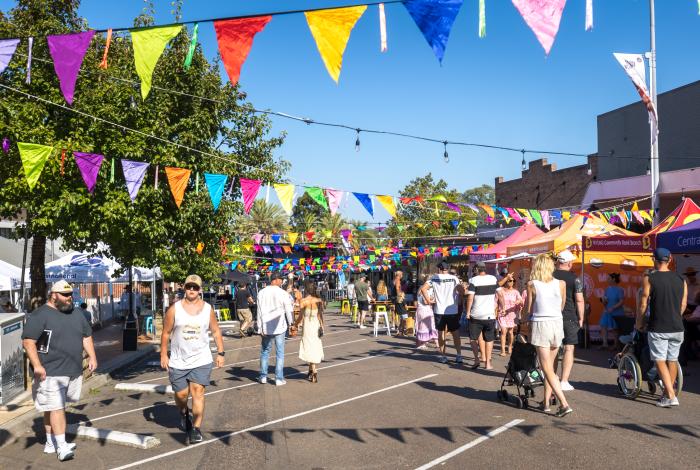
[318, 326, 324, 338]
[289, 325, 298, 337]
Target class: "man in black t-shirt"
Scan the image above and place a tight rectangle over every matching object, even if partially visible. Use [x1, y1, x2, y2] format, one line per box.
[235, 284, 255, 336]
[22, 280, 97, 461]
[553, 249, 585, 391]
[637, 248, 687, 408]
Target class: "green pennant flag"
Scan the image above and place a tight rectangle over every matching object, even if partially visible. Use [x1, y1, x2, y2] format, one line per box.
[183, 22, 198, 69]
[305, 186, 329, 210]
[529, 209, 543, 226]
[130, 25, 183, 99]
[17, 142, 53, 190]
[110, 157, 115, 183]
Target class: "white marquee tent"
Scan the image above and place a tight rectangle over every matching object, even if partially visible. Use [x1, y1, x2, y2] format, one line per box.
[45, 252, 161, 283]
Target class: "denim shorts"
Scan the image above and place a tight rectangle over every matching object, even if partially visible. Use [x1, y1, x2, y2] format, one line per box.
[168, 363, 213, 392]
[647, 331, 684, 362]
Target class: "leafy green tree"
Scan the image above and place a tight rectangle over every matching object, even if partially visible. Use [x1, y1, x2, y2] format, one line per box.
[0, 0, 286, 307]
[290, 192, 325, 232]
[463, 184, 495, 205]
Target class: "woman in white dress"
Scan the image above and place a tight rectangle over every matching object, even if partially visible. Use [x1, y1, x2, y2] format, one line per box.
[294, 281, 325, 383]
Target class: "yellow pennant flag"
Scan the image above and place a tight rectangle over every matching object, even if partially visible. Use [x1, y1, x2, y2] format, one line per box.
[287, 232, 299, 246]
[631, 201, 639, 212]
[305, 5, 367, 83]
[274, 183, 295, 215]
[562, 211, 571, 221]
[130, 25, 182, 99]
[17, 142, 53, 190]
[375, 195, 396, 217]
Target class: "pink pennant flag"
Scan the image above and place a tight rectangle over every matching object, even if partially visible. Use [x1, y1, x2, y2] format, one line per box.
[541, 210, 550, 230]
[252, 233, 264, 244]
[73, 152, 104, 193]
[47, 31, 96, 104]
[239, 178, 261, 214]
[512, 0, 567, 55]
[506, 207, 523, 222]
[632, 210, 644, 225]
[325, 189, 344, 215]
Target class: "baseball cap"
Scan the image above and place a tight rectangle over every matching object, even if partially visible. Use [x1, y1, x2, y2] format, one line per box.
[437, 261, 450, 271]
[184, 274, 203, 287]
[269, 272, 283, 281]
[556, 249, 576, 263]
[51, 279, 73, 294]
[652, 247, 671, 262]
[476, 261, 487, 270]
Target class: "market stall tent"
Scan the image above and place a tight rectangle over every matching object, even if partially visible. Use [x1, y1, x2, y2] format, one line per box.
[470, 223, 544, 262]
[0, 259, 30, 292]
[45, 252, 161, 283]
[657, 219, 700, 254]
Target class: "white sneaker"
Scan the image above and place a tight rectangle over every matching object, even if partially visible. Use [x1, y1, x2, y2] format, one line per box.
[56, 444, 75, 461]
[44, 442, 76, 454]
[258, 376, 267, 384]
[560, 381, 575, 391]
[656, 397, 674, 408]
[359, 325, 367, 329]
[275, 379, 287, 386]
[416, 345, 427, 350]
[669, 397, 680, 406]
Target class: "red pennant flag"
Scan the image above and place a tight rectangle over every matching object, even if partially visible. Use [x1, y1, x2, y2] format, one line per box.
[305, 231, 315, 241]
[214, 16, 271, 85]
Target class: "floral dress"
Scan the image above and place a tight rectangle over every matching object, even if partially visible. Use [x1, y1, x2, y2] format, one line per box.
[498, 288, 523, 329]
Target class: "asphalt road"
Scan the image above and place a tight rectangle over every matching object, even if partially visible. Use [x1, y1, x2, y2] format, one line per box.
[1, 312, 698, 469]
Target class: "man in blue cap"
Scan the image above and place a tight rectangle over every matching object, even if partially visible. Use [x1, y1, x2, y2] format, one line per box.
[637, 247, 687, 407]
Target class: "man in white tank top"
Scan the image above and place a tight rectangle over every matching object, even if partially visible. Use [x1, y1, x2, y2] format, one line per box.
[161, 274, 225, 445]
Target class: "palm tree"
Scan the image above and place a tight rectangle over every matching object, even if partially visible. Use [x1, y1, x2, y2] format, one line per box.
[319, 213, 349, 241]
[235, 199, 289, 242]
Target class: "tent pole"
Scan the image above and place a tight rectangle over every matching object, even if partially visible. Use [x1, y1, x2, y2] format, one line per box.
[581, 246, 587, 349]
[19, 215, 30, 312]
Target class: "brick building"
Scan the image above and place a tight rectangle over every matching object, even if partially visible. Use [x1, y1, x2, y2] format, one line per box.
[495, 155, 598, 209]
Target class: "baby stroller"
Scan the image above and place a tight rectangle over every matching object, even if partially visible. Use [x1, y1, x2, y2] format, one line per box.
[496, 334, 545, 409]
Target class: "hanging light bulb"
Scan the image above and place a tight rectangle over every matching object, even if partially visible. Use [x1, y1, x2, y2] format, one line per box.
[354, 129, 361, 152]
[129, 95, 137, 109]
[443, 141, 449, 163]
[646, 165, 651, 176]
[521, 150, 526, 171]
[587, 163, 592, 176]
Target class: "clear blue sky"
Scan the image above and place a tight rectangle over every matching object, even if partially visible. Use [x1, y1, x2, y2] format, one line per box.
[3, 0, 700, 223]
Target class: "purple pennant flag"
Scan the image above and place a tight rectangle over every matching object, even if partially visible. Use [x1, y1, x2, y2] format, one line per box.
[47, 31, 96, 105]
[0, 39, 20, 74]
[121, 159, 149, 202]
[2, 137, 9, 154]
[73, 152, 104, 193]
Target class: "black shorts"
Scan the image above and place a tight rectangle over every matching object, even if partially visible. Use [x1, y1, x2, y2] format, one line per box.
[469, 318, 496, 342]
[562, 319, 580, 345]
[357, 300, 369, 312]
[435, 314, 460, 332]
[395, 301, 407, 318]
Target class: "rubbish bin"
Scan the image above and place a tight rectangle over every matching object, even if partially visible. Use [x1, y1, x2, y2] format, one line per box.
[123, 318, 138, 351]
[0, 312, 26, 405]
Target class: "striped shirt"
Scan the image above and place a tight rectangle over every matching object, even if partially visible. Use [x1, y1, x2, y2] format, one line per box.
[467, 274, 498, 320]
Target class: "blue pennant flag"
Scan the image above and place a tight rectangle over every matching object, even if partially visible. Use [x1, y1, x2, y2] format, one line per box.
[271, 234, 281, 244]
[353, 192, 374, 217]
[204, 173, 228, 211]
[230, 261, 239, 270]
[404, 0, 463, 63]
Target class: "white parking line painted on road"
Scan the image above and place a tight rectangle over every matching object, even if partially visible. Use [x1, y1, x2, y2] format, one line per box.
[133, 337, 367, 384]
[109, 373, 438, 470]
[414, 419, 525, 470]
[87, 346, 392, 425]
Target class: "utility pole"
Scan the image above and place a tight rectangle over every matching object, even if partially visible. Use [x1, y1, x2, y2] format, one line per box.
[649, 0, 660, 223]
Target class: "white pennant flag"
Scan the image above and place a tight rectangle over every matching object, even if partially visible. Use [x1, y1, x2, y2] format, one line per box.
[585, 0, 593, 31]
[613, 53, 658, 143]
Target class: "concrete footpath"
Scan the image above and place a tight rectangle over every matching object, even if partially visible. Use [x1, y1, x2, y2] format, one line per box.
[0, 319, 159, 444]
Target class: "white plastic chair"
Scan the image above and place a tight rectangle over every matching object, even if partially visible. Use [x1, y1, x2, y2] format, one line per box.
[373, 308, 391, 337]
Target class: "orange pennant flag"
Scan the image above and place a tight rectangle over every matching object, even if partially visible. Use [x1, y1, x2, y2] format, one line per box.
[479, 204, 495, 218]
[165, 167, 191, 208]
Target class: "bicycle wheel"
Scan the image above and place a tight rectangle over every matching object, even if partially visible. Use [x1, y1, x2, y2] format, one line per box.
[617, 354, 642, 399]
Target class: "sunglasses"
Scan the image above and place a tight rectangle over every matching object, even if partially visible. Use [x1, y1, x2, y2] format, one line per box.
[56, 292, 73, 297]
[185, 284, 201, 291]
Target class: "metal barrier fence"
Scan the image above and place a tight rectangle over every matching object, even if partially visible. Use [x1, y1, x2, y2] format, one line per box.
[322, 289, 347, 302]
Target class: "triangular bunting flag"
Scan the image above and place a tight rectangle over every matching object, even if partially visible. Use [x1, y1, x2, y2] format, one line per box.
[305, 5, 367, 82]
[512, 0, 567, 55]
[305, 186, 329, 210]
[529, 209, 543, 226]
[274, 183, 295, 215]
[239, 178, 262, 215]
[479, 204, 495, 218]
[165, 166, 191, 208]
[214, 16, 271, 85]
[204, 173, 228, 211]
[271, 234, 281, 244]
[288, 232, 299, 246]
[353, 192, 374, 217]
[183, 23, 198, 69]
[121, 159, 149, 202]
[130, 25, 183, 99]
[17, 142, 53, 190]
[73, 152, 105, 194]
[46, 31, 96, 104]
[325, 188, 344, 215]
[404, 0, 463, 63]
[0, 39, 20, 74]
[376, 195, 396, 218]
[541, 210, 550, 230]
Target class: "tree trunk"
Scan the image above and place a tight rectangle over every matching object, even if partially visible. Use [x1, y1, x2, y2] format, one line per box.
[30, 234, 47, 311]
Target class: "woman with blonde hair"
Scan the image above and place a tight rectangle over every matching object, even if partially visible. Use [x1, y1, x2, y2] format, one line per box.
[526, 253, 572, 417]
[294, 281, 325, 383]
[376, 279, 389, 301]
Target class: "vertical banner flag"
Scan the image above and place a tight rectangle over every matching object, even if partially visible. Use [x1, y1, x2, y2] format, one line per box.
[239, 178, 262, 214]
[511, 0, 567, 55]
[274, 183, 295, 215]
[305, 186, 329, 210]
[613, 53, 658, 143]
[376, 195, 397, 217]
[378, 3, 388, 52]
[46, 31, 96, 104]
[214, 16, 271, 85]
[325, 189, 344, 215]
[288, 232, 299, 246]
[305, 5, 367, 83]
[99, 28, 112, 69]
[183, 23, 198, 69]
[585, 0, 593, 31]
[26, 37, 33, 83]
[479, 0, 486, 38]
[17, 142, 53, 190]
[130, 25, 183, 99]
[0, 39, 20, 74]
[204, 173, 228, 211]
[353, 192, 374, 217]
[121, 159, 149, 202]
[165, 167, 191, 208]
[73, 152, 105, 193]
[404, 0, 464, 63]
